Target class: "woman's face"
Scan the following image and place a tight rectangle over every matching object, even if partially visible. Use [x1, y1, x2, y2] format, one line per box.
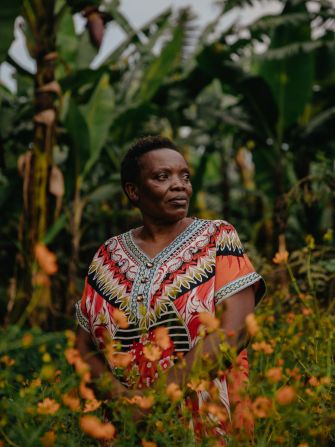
[126, 148, 193, 223]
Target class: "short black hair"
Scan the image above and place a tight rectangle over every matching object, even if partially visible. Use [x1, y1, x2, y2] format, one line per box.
[120, 135, 179, 190]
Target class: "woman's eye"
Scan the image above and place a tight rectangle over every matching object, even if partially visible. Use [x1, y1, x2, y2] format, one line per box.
[157, 174, 168, 180]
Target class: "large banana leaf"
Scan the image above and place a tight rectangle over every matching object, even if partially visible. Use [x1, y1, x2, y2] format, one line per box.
[0, 0, 21, 61]
[257, 1, 314, 135]
[135, 11, 191, 103]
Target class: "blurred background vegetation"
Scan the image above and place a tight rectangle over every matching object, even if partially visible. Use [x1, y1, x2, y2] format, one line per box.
[0, 0, 334, 329]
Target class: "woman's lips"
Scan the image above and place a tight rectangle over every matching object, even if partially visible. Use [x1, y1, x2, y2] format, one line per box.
[168, 197, 188, 205]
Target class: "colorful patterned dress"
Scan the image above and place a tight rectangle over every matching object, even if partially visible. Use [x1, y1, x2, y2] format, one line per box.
[76, 218, 265, 438]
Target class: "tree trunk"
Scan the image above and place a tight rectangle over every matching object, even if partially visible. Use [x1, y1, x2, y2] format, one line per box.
[9, 1, 57, 325]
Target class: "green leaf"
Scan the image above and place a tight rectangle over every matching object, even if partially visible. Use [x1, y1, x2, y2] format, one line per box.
[81, 73, 115, 177]
[76, 29, 97, 69]
[87, 184, 118, 203]
[0, 0, 21, 61]
[56, 9, 78, 73]
[43, 214, 67, 244]
[63, 97, 91, 195]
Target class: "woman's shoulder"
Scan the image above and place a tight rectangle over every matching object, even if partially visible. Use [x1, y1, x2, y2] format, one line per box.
[196, 217, 238, 232]
[90, 229, 131, 260]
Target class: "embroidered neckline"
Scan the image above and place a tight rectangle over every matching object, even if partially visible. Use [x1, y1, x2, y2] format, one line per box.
[125, 217, 200, 265]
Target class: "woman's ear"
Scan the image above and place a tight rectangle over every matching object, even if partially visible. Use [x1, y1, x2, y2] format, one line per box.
[124, 182, 139, 204]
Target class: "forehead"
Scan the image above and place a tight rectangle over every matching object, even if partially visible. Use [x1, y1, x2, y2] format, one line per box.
[139, 148, 188, 171]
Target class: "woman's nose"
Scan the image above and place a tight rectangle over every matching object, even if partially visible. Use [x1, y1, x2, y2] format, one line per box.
[170, 176, 186, 190]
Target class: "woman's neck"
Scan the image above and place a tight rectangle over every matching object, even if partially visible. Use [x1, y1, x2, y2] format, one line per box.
[137, 216, 193, 244]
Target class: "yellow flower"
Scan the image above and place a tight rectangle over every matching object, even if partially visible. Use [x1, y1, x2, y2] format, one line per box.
[166, 382, 183, 402]
[80, 415, 116, 441]
[272, 250, 289, 264]
[65, 330, 76, 347]
[245, 313, 259, 337]
[198, 312, 220, 332]
[276, 386, 296, 405]
[305, 234, 315, 249]
[323, 229, 333, 242]
[37, 398, 60, 415]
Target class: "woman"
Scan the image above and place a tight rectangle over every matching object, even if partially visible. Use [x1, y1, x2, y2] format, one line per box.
[75, 135, 265, 442]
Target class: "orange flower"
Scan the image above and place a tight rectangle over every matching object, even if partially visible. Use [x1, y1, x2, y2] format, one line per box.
[127, 395, 154, 410]
[142, 441, 157, 447]
[62, 391, 81, 411]
[155, 327, 171, 350]
[320, 377, 331, 385]
[198, 312, 220, 332]
[0, 355, 15, 366]
[64, 348, 80, 365]
[308, 376, 319, 387]
[276, 386, 296, 405]
[272, 250, 289, 264]
[40, 430, 56, 447]
[112, 308, 129, 329]
[266, 367, 282, 383]
[33, 271, 51, 286]
[79, 381, 96, 401]
[83, 398, 102, 413]
[35, 243, 58, 275]
[187, 379, 209, 392]
[80, 415, 116, 440]
[298, 443, 309, 447]
[37, 398, 60, 415]
[252, 396, 272, 418]
[74, 357, 90, 376]
[251, 341, 273, 354]
[302, 308, 312, 316]
[22, 333, 33, 347]
[205, 403, 228, 422]
[245, 313, 259, 337]
[105, 343, 133, 368]
[143, 344, 162, 362]
[166, 382, 183, 402]
[110, 352, 133, 368]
